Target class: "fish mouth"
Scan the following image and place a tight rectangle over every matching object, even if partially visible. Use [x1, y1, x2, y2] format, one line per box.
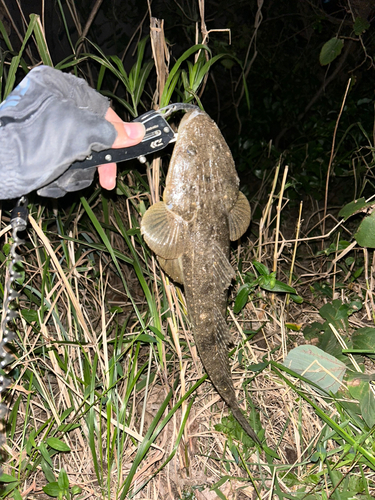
[179, 108, 206, 128]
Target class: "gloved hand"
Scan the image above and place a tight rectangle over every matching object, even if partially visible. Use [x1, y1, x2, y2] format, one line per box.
[0, 65, 145, 199]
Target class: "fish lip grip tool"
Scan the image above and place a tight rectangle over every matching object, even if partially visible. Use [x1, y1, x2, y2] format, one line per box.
[37, 103, 200, 198]
[71, 103, 199, 167]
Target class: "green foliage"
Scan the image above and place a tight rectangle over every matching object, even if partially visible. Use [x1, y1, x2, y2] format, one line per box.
[234, 260, 300, 314]
[299, 297, 375, 439]
[215, 412, 261, 448]
[303, 299, 361, 359]
[347, 373, 375, 428]
[339, 198, 375, 220]
[351, 327, 375, 360]
[353, 17, 370, 36]
[283, 345, 346, 394]
[338, 197, 375, 248]
[354, 211, 375, 248]
[319, 38, 344, 66]
[80, 37, 153, 117]
[43, 468, 82, 499]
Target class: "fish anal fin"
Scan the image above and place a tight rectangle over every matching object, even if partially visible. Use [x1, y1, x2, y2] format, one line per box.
[229, 192, 251, 241]
[141, 201, 185, 260]
[213, 244, 235, 289]
[158, 256, 184, 284]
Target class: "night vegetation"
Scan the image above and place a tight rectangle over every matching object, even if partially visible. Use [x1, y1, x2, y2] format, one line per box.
[0, 0, 375, 498]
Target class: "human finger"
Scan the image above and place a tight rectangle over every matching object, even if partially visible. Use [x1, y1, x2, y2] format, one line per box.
[98, 163, 117, 190]
[105, 108, 145, 148]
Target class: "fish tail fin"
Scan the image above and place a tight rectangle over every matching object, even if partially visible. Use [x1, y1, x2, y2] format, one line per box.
[195, 308, 262, 446]
[230, 403, 262, 445]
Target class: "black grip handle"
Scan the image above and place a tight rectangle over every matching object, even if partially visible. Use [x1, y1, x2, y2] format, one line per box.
[68, 110, 175, 170]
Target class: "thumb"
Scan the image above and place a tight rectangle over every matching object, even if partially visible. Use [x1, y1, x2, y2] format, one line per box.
[105, 108, 145, 148]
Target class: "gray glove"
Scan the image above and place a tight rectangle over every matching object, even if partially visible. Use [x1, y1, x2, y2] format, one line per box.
[0, 65, 117, 199]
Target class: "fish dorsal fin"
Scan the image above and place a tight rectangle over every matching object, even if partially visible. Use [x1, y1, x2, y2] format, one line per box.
[141, 201, 185, 259]
[229, 192, 251, 241]
[158, 256, 184, 284]
[213, 243, 235, 289]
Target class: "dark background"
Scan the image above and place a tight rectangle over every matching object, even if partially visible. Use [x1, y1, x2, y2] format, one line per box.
[2, 0, 375, 204]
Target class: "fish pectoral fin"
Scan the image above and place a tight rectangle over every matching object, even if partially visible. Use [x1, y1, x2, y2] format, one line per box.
[213, 244, 235, 289]
[229, 191, 251, 241]
[141, 201, 185, 259]
[158, 256, 184, 284]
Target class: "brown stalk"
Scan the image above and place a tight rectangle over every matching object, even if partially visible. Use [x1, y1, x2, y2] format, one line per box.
[322, 78, 352, 244]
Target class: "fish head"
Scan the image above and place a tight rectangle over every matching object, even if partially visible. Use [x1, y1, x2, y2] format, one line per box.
[163, 109, 240, 218]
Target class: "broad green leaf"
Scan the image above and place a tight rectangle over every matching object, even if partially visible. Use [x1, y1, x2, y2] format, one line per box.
[283, 345, 346, 393]
[319, 300, 350, 331]
[136, 334, 157, 343]
[318, 239, 351, 256]
[214, 414, 261, 447]
[252, 260, 270, 276]
[347, 373, 371, 400]
[58, 423, 80, 433]
[46, 437, 71, 452]
[338, 197, 375, 220]
[22, 309, 39, 323]
[11, 490, 22, 500]
[347, 299, 362, 315]
[319, 38, 344, 66]
[41, 459, 56, 483]
[2, 243, 11, 256]
[290, 294, 304, 304]
[355, 211, 375, 248]
[39, 442, 53, 467]
[249, 362, 268, 372]
[347, 373, 375, 427]
[60, 407, 75, 422]
[58, 468, 69, 490]
[0, 474, 18, 483]
[353, 16, 370, 36]
[148, 326, 165, 341]
[233, 285, 249, 314]
[211, 487, 227, 500]
[360, 384, 375, 428]
[42, 482, 61, 497]
[259, 278, 296, 294]
[352, 327, 375, 359]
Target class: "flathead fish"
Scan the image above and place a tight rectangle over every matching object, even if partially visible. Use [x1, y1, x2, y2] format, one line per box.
[141, 108, 260, 444]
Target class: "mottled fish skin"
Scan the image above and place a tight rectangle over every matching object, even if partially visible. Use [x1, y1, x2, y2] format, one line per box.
[141, 109, 259, 444]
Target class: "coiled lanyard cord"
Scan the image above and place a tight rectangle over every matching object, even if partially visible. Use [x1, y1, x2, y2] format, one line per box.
[0, 196, 28, 459]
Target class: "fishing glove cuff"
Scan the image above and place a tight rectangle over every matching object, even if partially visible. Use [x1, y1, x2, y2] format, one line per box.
[0, 65, 116, 199]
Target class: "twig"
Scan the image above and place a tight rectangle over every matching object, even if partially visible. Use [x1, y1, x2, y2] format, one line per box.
[322, 78, 351, 242]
